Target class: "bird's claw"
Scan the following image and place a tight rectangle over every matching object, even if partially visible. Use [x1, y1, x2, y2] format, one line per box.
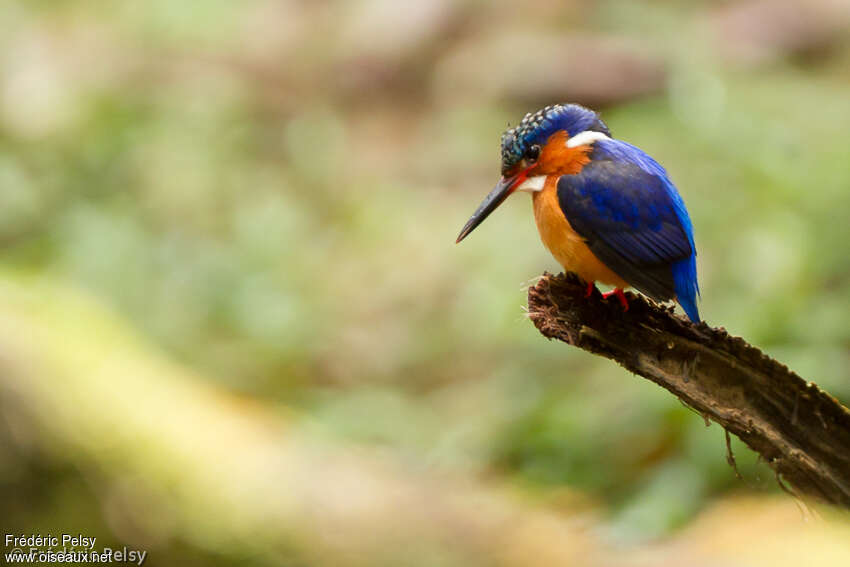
[602, 288, 629, 311]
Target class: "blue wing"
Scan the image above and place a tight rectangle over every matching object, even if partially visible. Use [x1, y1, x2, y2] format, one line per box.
[557, 139, 700, 321]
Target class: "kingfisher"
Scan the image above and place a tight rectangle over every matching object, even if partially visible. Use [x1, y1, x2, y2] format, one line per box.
[456, 103, 700, 322]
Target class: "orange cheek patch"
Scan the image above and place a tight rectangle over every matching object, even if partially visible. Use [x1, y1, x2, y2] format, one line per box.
[534, 131, 592, 176]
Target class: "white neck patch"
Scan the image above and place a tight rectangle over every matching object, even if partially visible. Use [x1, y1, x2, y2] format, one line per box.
[515, 175, 546, 193]
[566, 130, 610, 148]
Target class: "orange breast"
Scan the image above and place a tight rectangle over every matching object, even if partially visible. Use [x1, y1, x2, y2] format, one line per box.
[532, 175, 628, 288]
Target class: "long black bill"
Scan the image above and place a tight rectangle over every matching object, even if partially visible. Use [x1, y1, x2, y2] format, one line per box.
[455, 175, 519, 243]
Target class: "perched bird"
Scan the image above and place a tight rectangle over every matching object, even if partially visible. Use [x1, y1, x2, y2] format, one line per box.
[456, 103, 700, 322]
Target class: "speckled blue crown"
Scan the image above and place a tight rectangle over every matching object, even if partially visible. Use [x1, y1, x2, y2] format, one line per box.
[500, 104, 610, 173]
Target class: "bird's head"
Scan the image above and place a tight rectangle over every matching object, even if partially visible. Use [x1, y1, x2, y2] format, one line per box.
[456, 103, 610, 243]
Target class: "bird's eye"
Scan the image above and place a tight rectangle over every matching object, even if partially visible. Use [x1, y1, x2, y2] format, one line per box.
[525, 144, 540, 163]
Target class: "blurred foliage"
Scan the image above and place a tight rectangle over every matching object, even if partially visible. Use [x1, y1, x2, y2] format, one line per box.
[1, 0, 850, 564]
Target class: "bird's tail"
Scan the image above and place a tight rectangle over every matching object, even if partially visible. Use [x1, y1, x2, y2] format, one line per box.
[673, 255, 700, 323]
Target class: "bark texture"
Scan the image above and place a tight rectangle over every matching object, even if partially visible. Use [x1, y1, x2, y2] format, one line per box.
[527, 272, 850, 508]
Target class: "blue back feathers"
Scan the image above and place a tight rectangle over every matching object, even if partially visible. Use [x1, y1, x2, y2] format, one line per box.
[500, 104, 610, 174]
[557, 138, 701, 322]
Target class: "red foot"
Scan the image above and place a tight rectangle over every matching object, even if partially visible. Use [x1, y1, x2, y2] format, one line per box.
[584, 282, 595, 298]
[602, 288, 629, 311]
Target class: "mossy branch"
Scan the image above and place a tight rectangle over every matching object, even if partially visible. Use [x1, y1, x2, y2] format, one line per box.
[527, 272, 850, 508]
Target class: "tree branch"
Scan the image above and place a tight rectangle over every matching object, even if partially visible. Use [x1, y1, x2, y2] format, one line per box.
[527, 272, 850, 508]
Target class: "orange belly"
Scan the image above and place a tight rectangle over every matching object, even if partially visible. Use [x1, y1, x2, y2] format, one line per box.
[532, 176, 628, 288]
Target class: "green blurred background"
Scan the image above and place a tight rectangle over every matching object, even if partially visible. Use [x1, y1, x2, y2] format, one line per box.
[1, 1, 850, 565]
